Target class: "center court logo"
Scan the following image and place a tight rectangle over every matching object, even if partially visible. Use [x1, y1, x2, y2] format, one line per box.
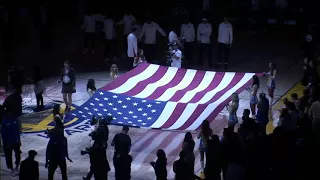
[22, 104, 85, 135]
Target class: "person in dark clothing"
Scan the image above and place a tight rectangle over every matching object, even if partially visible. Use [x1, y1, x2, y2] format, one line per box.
[3, 88, 22, 118]
[204, 136, 222, 180]
[111, 126, 131, 157]
[150, 149, 167, 180]
[182, 132, 195, 175]
[256, 93, 269, 134]
[113, 151, 132, 180]
[112, 126, 131, 179]
[301, 58, 311, 86]
[90, 147, 110, 180]
[45, 135, 72, 180]
[238, 109, 259, 140]
[1, 111, 21, 177]
[33, 66, 45, 110]
[173, 151, 190, 180]
[19, 150, 39, 180]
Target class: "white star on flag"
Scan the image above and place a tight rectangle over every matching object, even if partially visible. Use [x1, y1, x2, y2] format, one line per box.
[90, 103, 94, 106]
[123, 117, 128, 120]
[156, 101, 161, 104]
[147, 104, 152, 108]
[103, 109, 108, 112]
[118, 100, 123, 103]
[118, 121, 122, 123]
[97, 113, 102, 116]
[117, 112, 122, 115]
[113, 108, 118, 111]
[138, 120, 142, 122]
[104, 98, 108, 101]
[108, 103, 113, 106]
[99, 92, 104, 95]
[108, 113, 112, 116]
[133, 116, 137, 118]
[142, 123, 146, 125]
[79, 111, 83, 114]
[138, 108, 143, 111]
[113, 117, 117, 120]
[151, 109, 156, 113]
[142, 113, 147, 116]
[142, 100, 146, 103]
[113, 95, 118, 98]
[128, 121, 132, 124]
[82, 115, 86, 117]
[99, 104, 103, 107]
[93, 108, 98, 111]
[95, 98, 99, 101]
[122, 105, 127, 108]
[88, 112, 92, 115]
[147, 117, 152, 120]
[126, 97, 131, 100]
[84, 107, 89, 110]
[133, 102, 138, 106]
[128, 111, 133, 114]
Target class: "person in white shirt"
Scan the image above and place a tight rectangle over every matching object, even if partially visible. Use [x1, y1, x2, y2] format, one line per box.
[168, 29, 178, 43]
[170, 43, 182, 68]
[217, 17, 233, 70]
[197, 18, 212, 68]
[103, 15, 116, 61]
[181, 19, 195, 66]
[127, 28, 138, 70]
[117, 13, 136, 55]
[81, 12, 96, 54]
[140, 19, 166, 63]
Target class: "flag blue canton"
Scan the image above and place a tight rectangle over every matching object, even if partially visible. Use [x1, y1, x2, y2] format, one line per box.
[70, 90, 166, 127]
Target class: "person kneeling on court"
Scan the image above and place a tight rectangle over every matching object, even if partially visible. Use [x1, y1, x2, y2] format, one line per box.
[169, 42, 182, 68]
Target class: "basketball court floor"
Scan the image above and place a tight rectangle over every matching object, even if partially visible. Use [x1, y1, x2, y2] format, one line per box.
[0, 63, 304, 179]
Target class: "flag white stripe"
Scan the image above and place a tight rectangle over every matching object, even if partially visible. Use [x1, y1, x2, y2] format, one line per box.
[155, 69, 197, 101]
[110, 65, 160, 94]
[150, 102, 178, 128]
[178, 71, 216, 103]
[186, 73, 254, 130]
[150, 133, 185, 163]
[196, 72, 235, 104]
[167, 103, 199, 130]
[131, 132, 171, 172]
[130, 131, 157, 151]
[133, 67, 178, 98]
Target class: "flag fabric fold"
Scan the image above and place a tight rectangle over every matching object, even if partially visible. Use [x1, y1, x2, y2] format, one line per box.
[70, 63, 258, 130]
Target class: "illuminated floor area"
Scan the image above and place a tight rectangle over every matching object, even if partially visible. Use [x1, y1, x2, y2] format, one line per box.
[0, 69, 302, 180]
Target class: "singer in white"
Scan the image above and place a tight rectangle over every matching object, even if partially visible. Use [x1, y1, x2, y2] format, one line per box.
[169, 42, 182, 68]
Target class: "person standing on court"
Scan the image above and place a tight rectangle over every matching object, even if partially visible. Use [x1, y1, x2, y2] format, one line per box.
[111, 126, 132, 179]
[217, 17, 233, 70]
[81, 12, 96, 55]
[103, 15, 116, 61]
[19, 150, 39, 180]
[117, 12, 136, 56]
[180, 19, 195, 67]
[127, 27, 138, 70]
[140, 18, 166, 63]
[197, 18, 213, 69]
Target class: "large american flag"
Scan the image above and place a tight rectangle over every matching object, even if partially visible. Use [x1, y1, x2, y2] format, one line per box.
[71, 63, 256, 130]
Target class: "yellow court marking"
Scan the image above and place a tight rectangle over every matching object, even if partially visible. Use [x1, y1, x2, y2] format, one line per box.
[22, 105, 78, 133]
[266, 82, 304, 134]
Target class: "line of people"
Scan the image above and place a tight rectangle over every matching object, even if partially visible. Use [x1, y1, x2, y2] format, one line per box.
[81, 11, 235, 70]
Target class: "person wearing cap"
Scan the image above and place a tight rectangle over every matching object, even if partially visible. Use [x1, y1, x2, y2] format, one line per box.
[140, 18, 166, 63]
[19, 150, 39, 180]
[127, 27, 138, 70]
[117, 12, 136, 55]
[217, 17, 233, 70]
[197, 18, 213, 68]
[181, 19, 195, 67]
